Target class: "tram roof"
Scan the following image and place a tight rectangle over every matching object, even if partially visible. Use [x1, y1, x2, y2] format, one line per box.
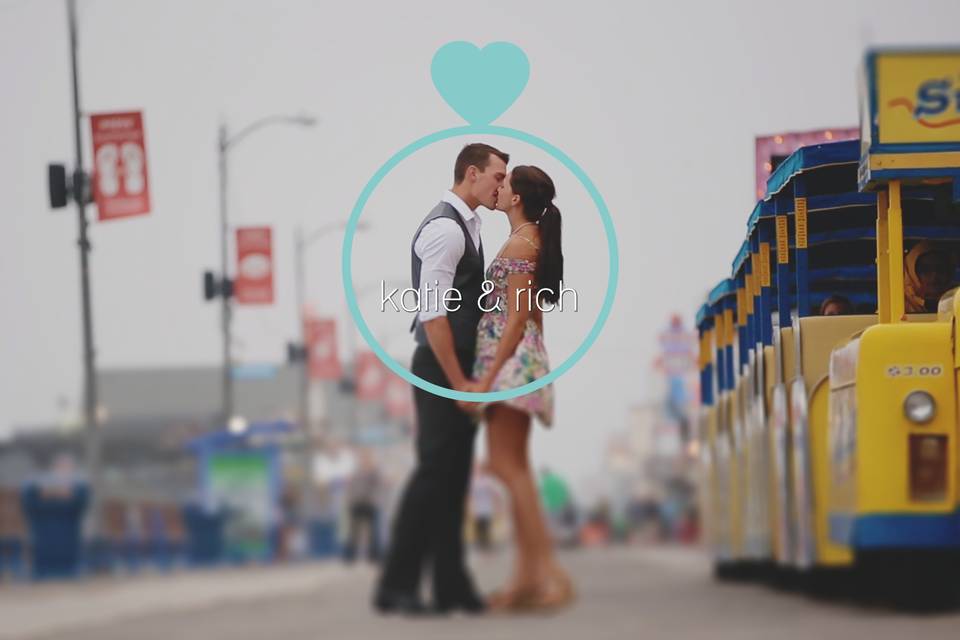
[746, 199, 774, 233]
[708, 278, 735, 305]
[696, 303, 712, 328]
[764, 139, 860, 200]
[732, 239, 750, 275]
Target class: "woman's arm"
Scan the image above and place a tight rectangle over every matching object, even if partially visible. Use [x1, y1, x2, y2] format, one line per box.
[478, 264, 536, 391]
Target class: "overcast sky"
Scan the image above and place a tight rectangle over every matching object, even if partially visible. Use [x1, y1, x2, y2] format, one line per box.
[2, 0, 958, 486]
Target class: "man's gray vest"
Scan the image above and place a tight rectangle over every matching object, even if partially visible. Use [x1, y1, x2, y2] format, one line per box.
[411, 202, 485, 351]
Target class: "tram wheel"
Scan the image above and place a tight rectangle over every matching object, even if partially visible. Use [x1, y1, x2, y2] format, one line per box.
[713, 561, 736, 582]
[855, 550, 960, 611]
[769, 565, 802, 591]
[714, 560, 760, 582]
[804, 567, 855, 600]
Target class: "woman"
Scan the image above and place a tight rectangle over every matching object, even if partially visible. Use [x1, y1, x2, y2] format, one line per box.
[904, 240, 958, 313]
[461, 165, 574, 611]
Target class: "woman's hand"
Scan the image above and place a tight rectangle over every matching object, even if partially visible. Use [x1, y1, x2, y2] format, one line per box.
[456, 379, 483, 416]
[455, 375, 496, 415]
[476, 374, 494, 394]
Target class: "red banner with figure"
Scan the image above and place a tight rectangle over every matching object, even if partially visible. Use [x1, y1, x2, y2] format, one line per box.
[235, 227, 274, 304]
[355, 351, 387, 400]
[305, 316, 341, 380]
[90, 111, 151, 221]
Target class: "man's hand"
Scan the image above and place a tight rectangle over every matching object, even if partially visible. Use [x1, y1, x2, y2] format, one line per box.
[455, 376, 495, 415]
[455, 379, 483, 416]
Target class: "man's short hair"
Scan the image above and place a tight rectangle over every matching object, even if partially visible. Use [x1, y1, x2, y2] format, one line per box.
[454, 143, 509, 183]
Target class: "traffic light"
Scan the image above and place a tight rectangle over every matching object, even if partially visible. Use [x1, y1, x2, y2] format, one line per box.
[48, 164, 92, 209]
[48, 164, 68, 208]
[203, 271, 217, 301]
[287, 342, 308, 363]
[202, 272, 234, 301]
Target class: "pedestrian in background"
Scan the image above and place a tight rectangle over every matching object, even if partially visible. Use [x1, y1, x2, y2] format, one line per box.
[342, 448, 383, 564]
[469, 462, 501, 552]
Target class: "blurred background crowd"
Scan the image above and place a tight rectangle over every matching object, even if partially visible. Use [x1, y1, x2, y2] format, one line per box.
[0, 312, 700, 582]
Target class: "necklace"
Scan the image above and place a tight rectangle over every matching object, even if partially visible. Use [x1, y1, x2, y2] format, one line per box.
[511, 221, 536, 236]
[495, 221, 540, 261]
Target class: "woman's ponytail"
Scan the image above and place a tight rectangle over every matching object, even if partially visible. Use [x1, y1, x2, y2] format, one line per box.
[537, 204, 563, 304]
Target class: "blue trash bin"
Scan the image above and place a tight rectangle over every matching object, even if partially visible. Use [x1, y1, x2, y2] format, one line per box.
[308, 518, 339, 558]
[20, 482, 89, 580]
[0, 536, 26, 580]
[182, 504, 226, 567]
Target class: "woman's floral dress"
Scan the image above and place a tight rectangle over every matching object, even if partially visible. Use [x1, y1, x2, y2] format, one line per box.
[472, 257, 554, 427]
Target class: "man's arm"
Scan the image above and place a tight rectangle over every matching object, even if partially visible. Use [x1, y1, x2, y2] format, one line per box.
[414, 218, 470, 391]
[422, 317, 470, 391]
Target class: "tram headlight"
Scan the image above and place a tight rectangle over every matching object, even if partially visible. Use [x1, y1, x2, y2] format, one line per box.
[904, 391, 936, 425]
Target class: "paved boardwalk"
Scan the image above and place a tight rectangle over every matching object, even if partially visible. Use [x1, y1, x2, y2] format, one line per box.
[5, 546, 960, 640]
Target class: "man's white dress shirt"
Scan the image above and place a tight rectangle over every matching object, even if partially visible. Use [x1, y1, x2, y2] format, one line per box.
[414, 191, 482, 323]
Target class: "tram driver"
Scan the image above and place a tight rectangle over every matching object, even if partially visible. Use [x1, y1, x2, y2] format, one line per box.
[904, 241, 958, 313]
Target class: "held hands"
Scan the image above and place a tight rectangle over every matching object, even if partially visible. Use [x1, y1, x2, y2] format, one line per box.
[455, 376, 493, 416]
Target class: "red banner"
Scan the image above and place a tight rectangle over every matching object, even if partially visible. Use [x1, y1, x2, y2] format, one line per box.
[235, 227, 274, 304]
[385, 372, 414, 420]
[305, 316, 341, 380]
[355, 352, 387, 400]
[90, 111, 151, 221]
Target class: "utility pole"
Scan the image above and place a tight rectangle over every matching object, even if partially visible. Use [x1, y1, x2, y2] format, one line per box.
[208, 114, 315, 426]
[218, 123, 233, 426]
[293, 226, 311, 522]
[289, 221, 364, 521]
[67, 0, 102, 539]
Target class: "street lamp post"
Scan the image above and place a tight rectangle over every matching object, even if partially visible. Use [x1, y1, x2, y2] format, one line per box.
[214, 113, 315, 426]
[66, 0, 102, 538]
[292, 221, 366, 521]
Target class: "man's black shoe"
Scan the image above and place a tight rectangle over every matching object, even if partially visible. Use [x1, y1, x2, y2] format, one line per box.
[431, 593, 488, 615]
[372, 590, 429, 615]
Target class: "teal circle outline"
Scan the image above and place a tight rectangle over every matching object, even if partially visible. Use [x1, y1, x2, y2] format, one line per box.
[341, 125, 619, 402]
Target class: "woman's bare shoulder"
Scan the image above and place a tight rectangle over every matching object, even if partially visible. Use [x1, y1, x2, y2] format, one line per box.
[498, 234, 539, 261]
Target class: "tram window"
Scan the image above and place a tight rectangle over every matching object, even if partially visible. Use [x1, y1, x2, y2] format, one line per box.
[819, 295, 853, 316]
[905, 241, 959, 313]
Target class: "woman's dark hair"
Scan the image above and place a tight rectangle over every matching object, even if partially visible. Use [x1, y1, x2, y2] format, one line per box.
[509, 165, 563, 304]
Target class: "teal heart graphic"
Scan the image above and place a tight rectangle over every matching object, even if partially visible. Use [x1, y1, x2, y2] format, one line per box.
[431, 41, 529, 125]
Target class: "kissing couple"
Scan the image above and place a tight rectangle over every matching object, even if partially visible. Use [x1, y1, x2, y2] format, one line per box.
[373, 143, 574, 615]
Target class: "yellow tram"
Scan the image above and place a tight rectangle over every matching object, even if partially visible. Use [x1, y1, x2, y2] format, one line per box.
[697, 48, 960, 602]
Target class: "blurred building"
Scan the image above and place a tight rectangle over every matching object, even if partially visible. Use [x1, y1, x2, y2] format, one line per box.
[1, 362, 412, 503]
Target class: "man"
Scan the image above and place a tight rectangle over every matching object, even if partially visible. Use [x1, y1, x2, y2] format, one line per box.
[373, 143, 508, 615]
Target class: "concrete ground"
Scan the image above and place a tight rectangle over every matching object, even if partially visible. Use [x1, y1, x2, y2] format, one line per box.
[3, 545, 960, 640]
